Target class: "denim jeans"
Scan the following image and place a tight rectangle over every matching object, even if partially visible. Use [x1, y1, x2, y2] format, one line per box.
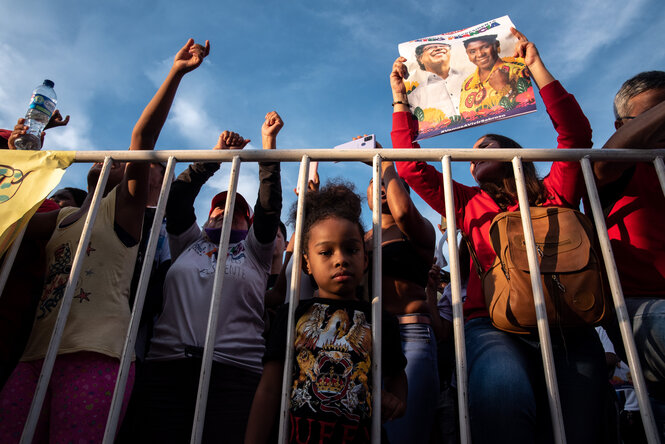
[383, 322, 439, 444]
[465, 317, 607, 444]
[606, 297, 665, 438]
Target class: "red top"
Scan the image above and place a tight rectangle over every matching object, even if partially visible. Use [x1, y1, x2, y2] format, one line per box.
[596, 98, 665, 297]
[603, 170, 665, 297]
[393, 81, 593, 319]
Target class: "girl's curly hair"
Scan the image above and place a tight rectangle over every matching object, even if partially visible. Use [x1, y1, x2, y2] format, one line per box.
[289, 179, 365, 252]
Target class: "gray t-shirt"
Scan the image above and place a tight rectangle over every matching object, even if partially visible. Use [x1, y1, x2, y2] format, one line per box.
[148, 222, 274, 374]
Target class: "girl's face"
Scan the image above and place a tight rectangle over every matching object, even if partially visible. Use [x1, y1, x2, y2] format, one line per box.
[304, 217, 367, 300]
[470, 136, 507, 184]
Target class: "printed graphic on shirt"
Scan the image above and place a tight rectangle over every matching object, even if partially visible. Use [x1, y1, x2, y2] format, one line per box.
[193, 238, 248, 277]
[38, 242, 83, 319]
[289, 302, 373, 442]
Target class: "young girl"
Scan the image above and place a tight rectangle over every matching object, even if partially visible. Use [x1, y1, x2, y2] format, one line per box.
[245, 182, 407, 443]
[390, 29, 607, 443]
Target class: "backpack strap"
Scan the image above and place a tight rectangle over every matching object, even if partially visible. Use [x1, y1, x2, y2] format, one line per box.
[461, 231, 484, 279]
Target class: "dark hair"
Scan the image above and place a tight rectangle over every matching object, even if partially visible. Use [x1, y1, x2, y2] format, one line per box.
[278, 221, 287, 240]
[614, 71, 665, 120]
[415, 42, 451, 70]
[289, 180, 365, 253]
[476, 134, 549, 211]
[63, 187, 88, 207]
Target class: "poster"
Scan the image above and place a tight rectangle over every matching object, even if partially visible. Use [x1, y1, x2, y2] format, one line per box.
[398, 16, 537, 141]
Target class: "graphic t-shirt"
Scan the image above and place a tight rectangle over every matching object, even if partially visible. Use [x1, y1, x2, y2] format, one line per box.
[264, 298, 406, 444]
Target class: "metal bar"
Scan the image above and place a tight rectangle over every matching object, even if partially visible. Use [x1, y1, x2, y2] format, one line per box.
[580, 157, 660, 443]
[278, 155, 310, 443]
[20, 157, 113, 444]
[102, 156, 177, 443]
[654, 157, 665, 198]
[70, 148, 665, 164]
[371, 154, 383, 444]
[441, 155, 471, 443]
[190, 156, 242, 444]
[0, 226, 26, 299]
[511, 156, 567, 444]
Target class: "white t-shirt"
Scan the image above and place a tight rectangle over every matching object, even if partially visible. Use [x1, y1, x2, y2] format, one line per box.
[596, 326, 639, 411]
[148, 223, 274, 374]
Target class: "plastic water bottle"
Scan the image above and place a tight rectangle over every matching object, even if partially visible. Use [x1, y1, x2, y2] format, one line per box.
[14, 80, 57, 150]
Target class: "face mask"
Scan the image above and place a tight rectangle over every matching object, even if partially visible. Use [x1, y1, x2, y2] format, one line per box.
[229, 229, 248, 243]
[204, 228, 248, 244]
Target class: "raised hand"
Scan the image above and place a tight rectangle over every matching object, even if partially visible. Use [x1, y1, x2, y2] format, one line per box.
[7, 117, 47, 149]
[8, 118, 29, 149]
[261, 111, 284, 149]
[293, 171, 320, 196]
[511, 28, 541, 68]
[45, 109, 70, 130]
[214, 131, 250, 150]
[390, 57, 409, 96]
[173, 39, 210, 74]
[510, 27, 554, 89]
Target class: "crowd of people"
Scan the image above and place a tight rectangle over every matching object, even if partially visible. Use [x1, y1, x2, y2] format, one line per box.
[0, 27, 663, 444]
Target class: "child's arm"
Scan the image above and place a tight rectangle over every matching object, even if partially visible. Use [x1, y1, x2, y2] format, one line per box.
[382, 370, 407, 423]
[245, 360, 284, 443]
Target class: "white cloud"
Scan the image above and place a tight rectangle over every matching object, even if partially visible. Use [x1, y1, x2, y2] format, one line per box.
[546, 0, 648, 77]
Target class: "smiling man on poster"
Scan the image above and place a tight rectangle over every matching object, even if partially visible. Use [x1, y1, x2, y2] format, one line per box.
[408, 42, 465, 118]
[459, 33, 529, 114]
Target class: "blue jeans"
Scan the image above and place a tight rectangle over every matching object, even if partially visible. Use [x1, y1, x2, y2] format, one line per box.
[608, 298, 665, 386]
[606, 297, 665, 438]
[383, 322, 439, 444]
[465, 317, 606, 444]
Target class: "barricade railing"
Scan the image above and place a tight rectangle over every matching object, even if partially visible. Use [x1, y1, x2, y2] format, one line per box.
[1, 148, 663, 444]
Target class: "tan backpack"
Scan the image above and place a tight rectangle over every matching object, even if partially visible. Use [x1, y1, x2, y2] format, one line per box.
[468, 206, 607, 334]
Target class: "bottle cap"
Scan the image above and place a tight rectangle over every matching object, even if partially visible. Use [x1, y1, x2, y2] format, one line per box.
[43, 79, 55, 88]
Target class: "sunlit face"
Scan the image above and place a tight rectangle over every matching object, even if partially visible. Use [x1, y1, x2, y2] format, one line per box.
[465, 40, 499, 71]
[470, 136, 507, 184]
[366, 178, 387, 212]
[204, 206, 249, 231]
[51, 189, 77, 208]
[420, 44, 451, 72]
[304, 217, 367, 300]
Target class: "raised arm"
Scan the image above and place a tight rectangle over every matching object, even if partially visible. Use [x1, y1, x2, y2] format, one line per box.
[116, 39, 210, 240]
[389, 57, 458, 218]
[382, 158, 435, 254]
[594, 98, 665, 187]
[253, 111, 283, 245]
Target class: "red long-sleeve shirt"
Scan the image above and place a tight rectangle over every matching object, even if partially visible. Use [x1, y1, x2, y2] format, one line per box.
[393, 81, 593, 319]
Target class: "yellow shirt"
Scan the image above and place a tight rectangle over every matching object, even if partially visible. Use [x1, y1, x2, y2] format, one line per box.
[459, 57, 529, 115]
[22, 187, 139, 361]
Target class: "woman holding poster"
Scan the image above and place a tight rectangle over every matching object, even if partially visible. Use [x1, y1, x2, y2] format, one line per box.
[390, 29, 607, 443]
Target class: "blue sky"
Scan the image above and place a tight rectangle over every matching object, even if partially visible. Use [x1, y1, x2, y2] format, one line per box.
[1, 0, 664, 249]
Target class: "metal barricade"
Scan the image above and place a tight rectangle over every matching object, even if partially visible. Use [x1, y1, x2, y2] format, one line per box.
[0, 148, 663, 444]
